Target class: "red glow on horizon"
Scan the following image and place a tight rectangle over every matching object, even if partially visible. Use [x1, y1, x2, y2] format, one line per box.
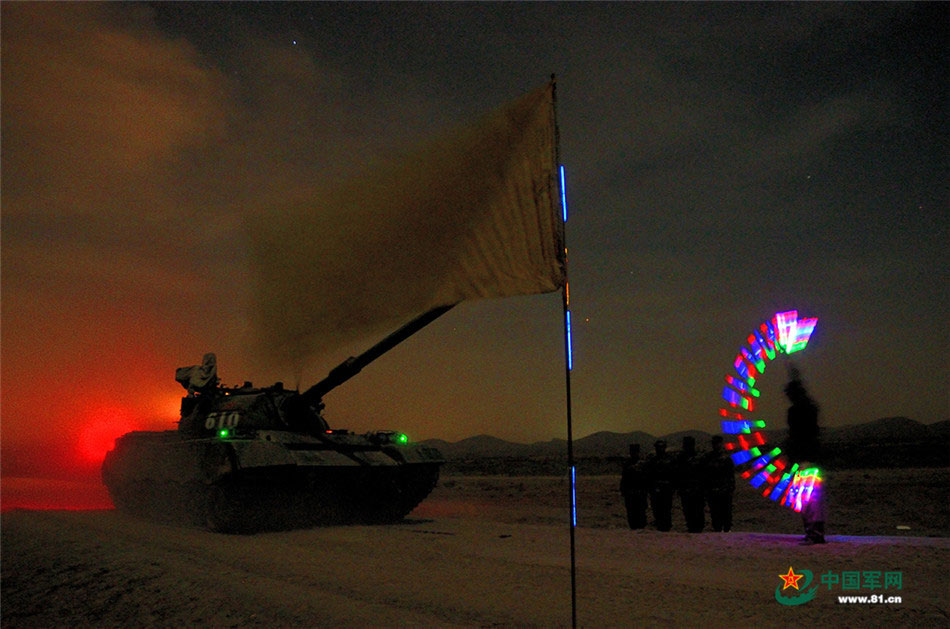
[1, 477, 114, 512]
[77, 403, 138, 464]
[162, 394, 184, 421]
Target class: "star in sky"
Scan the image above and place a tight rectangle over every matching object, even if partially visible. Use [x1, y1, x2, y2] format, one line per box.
[778, 566, 805, 590]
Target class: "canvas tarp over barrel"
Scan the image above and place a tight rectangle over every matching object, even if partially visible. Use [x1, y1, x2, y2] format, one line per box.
[250, 83, 566, 368]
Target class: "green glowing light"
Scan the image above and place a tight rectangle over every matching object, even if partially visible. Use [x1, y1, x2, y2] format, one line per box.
[397, 433, 409, 444]
[218, 428, 229, 438]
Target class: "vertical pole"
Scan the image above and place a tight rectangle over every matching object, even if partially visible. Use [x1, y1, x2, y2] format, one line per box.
[551, 74, 577, 629]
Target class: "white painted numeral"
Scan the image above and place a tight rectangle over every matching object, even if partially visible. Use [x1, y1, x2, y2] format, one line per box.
[204, 411, 241, 430]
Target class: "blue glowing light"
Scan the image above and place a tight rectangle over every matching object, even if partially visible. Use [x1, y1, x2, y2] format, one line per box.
[748, 329, 776, 361]
[726, 375, 760, 397]
[769, 472, 795, 501]
[733, 354, 752, 381]
[571, 465, 577, 527]
[750, 469, 772, 488]
[749, 448, 780, 473]
[721, 419, 754, 434]
[560, 165, 568, 222]
[722, 386, 753, 411]
[742, 346, 765, 374]
[566, 310, 573, 371]
[731, 450, 754, 465]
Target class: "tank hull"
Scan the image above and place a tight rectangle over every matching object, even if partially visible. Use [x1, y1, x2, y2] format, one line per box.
[102, 430, 442, 533]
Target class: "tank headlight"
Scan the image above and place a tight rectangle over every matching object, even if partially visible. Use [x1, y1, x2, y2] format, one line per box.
[218, 428, 230, 438]
[396, 433, 409, 444]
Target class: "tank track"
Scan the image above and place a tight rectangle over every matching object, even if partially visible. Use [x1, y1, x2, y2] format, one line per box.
[105, 463, 440, 533]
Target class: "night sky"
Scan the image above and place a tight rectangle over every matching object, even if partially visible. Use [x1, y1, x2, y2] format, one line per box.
[2, 2, 947, 484]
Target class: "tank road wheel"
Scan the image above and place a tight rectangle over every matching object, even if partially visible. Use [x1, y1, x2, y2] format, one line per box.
[106, 484, 135, 514]
[205, 483, 247, 533]
[361, 464, 439, 524]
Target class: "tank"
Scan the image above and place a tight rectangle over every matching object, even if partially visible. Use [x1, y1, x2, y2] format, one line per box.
[102, 307, 450, 533]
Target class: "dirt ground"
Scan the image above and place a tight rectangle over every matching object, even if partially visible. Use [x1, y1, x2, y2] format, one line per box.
[430, 467, 950, 537]
[2, 468, 948, 627]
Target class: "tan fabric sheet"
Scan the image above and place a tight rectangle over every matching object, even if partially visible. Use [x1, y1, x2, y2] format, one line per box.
[249, 83, 565, 367]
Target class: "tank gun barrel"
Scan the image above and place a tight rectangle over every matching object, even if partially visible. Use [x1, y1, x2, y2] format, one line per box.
[302, 305, 454, 402]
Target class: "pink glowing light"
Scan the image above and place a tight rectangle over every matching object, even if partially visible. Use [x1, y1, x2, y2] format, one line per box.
[774, 310, 818, 354]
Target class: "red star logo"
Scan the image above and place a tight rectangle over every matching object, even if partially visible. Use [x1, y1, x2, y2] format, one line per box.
[779, 566, 805, 590]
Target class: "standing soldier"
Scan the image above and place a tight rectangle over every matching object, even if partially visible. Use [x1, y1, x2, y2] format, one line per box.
[644, 439, 675, 532]
[619, 443, 648, 529]
[703, 435, 735, 532]
[785, 367, 826, 544]
[676, 436, 705, 533]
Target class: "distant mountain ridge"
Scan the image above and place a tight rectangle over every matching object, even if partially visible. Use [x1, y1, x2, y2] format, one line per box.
[422, 417, 950, 466]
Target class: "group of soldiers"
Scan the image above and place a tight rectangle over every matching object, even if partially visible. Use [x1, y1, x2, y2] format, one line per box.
[619, 435, 735, 533]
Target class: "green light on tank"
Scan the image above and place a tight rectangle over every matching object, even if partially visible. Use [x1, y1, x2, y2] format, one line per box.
[397, 433, 409, 444]
[218, 428, 229, 438]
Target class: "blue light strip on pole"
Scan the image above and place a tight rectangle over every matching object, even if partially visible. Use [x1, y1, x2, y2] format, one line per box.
[566, 310, 573, 371]
[561, 162, 576, 530]
[571, 465, 577, 526]
[560, 165, 568, 222]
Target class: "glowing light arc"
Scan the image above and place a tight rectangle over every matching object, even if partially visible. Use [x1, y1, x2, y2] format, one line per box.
[718, 310, 819, 512]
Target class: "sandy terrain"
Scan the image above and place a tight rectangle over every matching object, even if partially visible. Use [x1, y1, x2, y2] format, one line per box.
[3, 469, 948, 627]
[432, 467, 950, 537]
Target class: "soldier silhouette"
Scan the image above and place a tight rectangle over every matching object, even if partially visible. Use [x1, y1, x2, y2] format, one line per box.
[644, 439, 675, 531]
[619, 443, 648, 529]
[703, 435, 735, 532]
[785, 367, 826, 544]
[676, 436, 705, 533]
